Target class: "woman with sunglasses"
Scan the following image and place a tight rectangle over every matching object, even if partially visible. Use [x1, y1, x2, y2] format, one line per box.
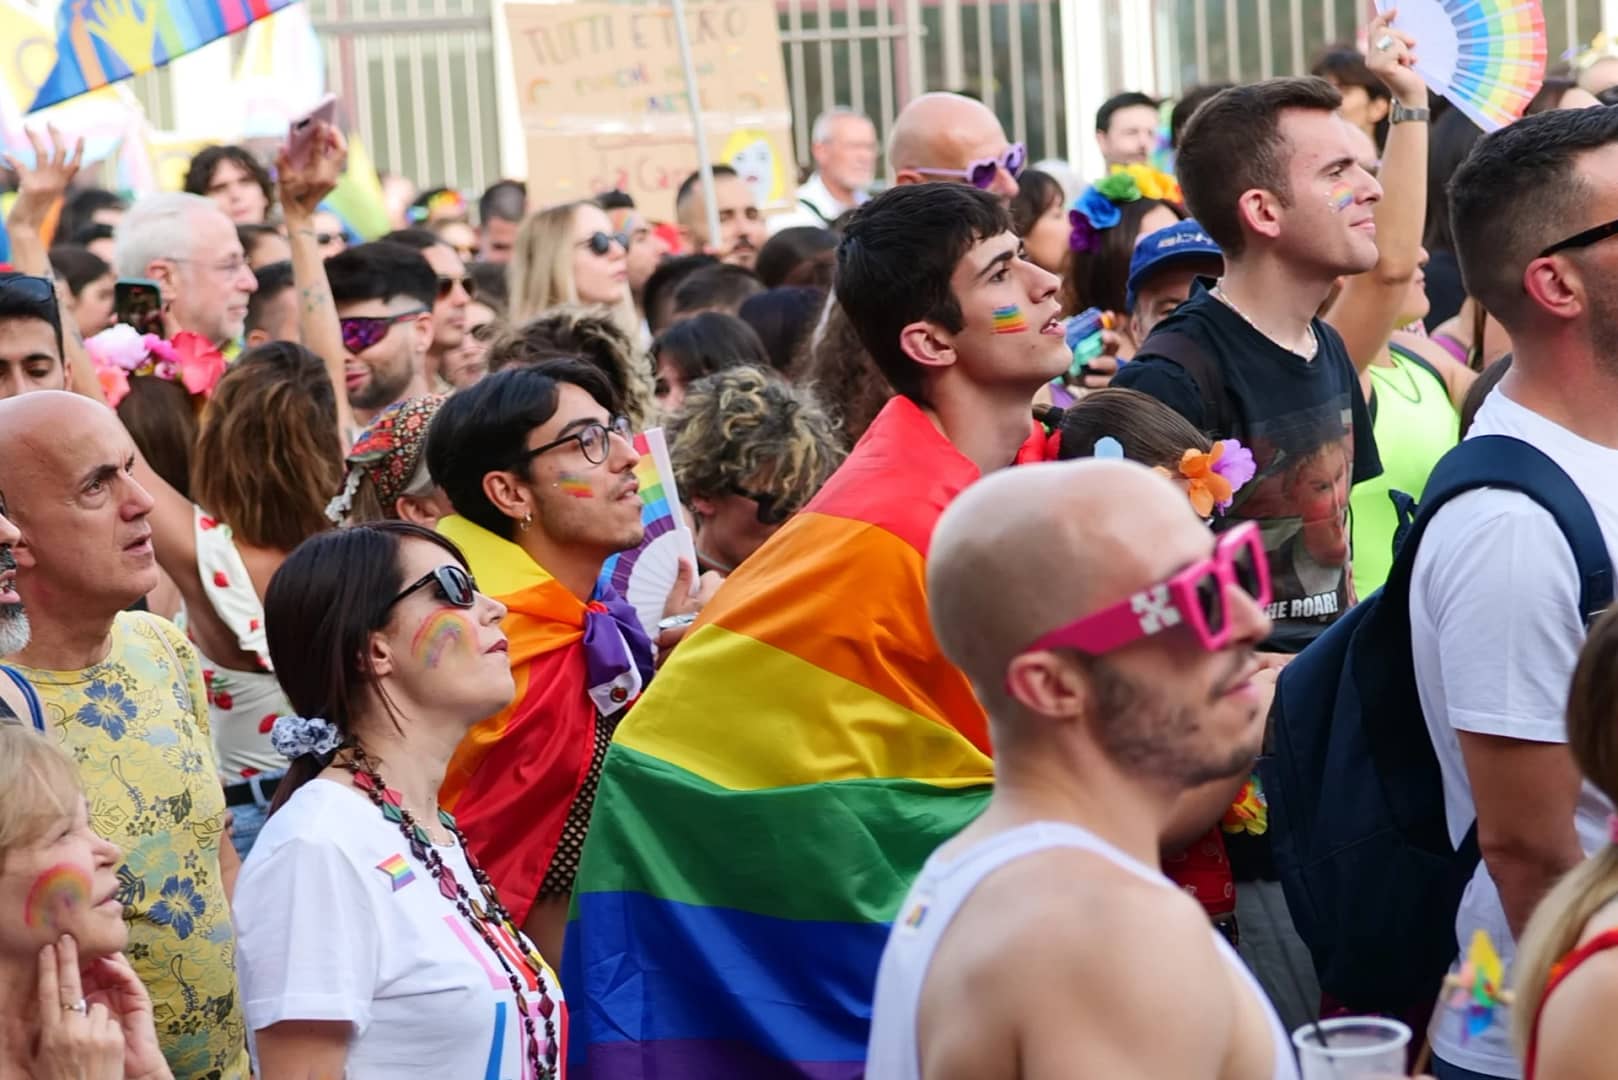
[508, 202, 639, 345]
[235, 521, 567, 1079]
[134, 343, 344, 857]
[667, 365, 846, 575]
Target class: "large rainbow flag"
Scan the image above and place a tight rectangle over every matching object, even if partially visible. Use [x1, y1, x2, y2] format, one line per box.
[437, 514, 654, 925]
[30, 0, 297, 113]
[563, 398, 1033, 1077]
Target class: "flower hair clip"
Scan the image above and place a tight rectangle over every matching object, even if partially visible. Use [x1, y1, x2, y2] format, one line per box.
[1112, 162, 1183, 205]
[1068, 173, 1143, 254]
[269, 714, 344, 760]
[88, 324, 226, 408]
[1156, 438, 1258, 518]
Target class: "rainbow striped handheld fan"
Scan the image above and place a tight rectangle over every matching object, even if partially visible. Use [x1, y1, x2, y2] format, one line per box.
[1374, 0, 1546, 132]
[596, 427, 698, 638]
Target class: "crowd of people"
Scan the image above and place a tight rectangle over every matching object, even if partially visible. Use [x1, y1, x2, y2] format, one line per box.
[2, 16, 1618, 1080]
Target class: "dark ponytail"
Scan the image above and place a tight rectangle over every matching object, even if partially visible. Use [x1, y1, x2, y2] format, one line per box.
[263, 521, 468, 813]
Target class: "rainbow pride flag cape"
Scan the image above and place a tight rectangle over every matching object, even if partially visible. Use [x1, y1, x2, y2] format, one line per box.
[562, 397, 1007, 1078]
[29, 0, 296, 112]
[437, 515, 654, 924]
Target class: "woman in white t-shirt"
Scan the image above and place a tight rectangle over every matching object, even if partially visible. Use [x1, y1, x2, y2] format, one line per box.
[234, 521, 566, 1079]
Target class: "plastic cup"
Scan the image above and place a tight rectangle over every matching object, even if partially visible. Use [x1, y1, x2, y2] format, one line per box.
[1291, 1016, 1411, 1080]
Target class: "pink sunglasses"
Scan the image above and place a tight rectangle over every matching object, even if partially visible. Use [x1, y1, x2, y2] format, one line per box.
[1019, 522, 1270, 660]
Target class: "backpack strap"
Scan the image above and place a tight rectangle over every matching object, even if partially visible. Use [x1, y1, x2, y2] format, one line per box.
[0, 663, 45, 732]
[1138, 331, 1233, 436]
[1383, 434, 1612, 621]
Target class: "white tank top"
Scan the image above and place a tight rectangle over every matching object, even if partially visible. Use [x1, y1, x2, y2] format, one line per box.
[866, 820, 1300, 1080]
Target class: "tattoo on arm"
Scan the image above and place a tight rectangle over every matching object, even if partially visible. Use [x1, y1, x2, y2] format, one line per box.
[299, 285, 332, 316]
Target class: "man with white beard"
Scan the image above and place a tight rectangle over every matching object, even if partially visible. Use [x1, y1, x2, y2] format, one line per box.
[0, 494, 41, 725]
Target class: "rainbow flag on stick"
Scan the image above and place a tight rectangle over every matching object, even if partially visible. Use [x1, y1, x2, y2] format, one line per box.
[30, 0, 297, 113]
[563, 398, 999, 1077]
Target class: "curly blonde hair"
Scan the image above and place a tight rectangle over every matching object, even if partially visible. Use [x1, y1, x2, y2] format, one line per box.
[667, 365, 846, 518]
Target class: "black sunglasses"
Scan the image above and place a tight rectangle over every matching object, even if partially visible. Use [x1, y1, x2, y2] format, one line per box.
[0, 274, 56, 305]
[386, 564, 477, 611]
[578, 231, 629, 256]
[513, 415, 633, 469]
[436, 274, 477, 301]
[730, 486, 791, 526]
[1540, 215, 1618, 259]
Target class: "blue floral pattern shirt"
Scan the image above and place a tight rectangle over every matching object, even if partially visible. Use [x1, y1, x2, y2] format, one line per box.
[15, 611, 249, 1079]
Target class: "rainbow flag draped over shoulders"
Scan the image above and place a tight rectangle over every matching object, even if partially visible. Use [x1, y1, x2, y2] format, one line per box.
[437, 515, 654, 925]
[563, 397, 1002, 1078]
[30, 0, 296, 112]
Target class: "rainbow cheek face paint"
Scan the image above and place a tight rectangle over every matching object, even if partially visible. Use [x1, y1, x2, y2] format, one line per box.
[558, 473, 594, 499]
[23, 864, 92, 932]
[1328, 183, 1355, 213]
[411, 610, 476, 670]
[991, 304, 1029, 334]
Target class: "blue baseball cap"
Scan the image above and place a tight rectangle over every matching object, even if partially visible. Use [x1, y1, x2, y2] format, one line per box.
[1125, 219, 1223, 312]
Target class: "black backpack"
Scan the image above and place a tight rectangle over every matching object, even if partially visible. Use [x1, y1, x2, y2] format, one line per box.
[1261, 434, 1613, 1014]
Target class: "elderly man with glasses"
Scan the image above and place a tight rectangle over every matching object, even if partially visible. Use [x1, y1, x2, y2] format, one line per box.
[115, 192, 259, 352]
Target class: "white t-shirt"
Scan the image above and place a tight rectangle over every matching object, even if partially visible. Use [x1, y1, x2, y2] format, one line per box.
[234, 779, 564, 1078]
[1412, 389, 1618, 1077]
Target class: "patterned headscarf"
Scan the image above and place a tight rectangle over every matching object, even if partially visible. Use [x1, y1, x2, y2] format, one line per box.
[325, 395, 447, 525]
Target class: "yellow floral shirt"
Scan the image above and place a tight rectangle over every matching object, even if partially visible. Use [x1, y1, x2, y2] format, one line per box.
[14, 611, 249, 1079]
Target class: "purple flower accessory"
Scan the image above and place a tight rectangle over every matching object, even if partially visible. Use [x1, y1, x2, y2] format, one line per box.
[1210, 438, 1257, 512]
[1069, 181, 1136, 254]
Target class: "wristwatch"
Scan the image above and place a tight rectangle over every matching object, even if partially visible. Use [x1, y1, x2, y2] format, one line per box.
[1390, 101, 1430, 125]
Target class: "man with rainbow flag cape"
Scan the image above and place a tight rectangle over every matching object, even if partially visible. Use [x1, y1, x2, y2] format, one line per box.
[562, 182, 1071, 1077]
[424, 357, 682, 968]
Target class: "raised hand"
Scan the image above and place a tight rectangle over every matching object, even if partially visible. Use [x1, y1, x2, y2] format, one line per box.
[276, 122, 348, 222]
[30, 937, 125, 1080]
[1, 126, 84, 233]
[1365, 9, 1426, 107]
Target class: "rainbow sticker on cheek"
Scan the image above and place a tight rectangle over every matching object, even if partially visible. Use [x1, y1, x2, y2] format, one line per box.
[991, 304, 1029, 335]
[1328, 183, 1355, 213]
[23, 864, 93, 931]
[558, 473, 593, 499]
[411, 610, 474, 670]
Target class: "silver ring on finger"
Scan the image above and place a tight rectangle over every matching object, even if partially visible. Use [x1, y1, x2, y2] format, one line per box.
[1375, 34, 1395, 52]
[62, 998, 87, 1014]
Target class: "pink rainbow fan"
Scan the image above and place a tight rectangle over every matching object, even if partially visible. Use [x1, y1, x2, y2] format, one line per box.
[1375, 0, 1547, 132]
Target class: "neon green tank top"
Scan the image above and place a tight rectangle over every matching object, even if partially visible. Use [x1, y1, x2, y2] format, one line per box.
[1349, 344, 1460, 595]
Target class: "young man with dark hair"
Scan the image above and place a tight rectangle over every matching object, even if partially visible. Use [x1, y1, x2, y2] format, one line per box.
[244, 259, 298, 348]
[1414, 104, 1618, 1080]
[1096, 90, 1161, 168]
[381, 226, 474, 385]
[675, 164, 768, 269]
[1113, 74, 1389, 1030]
[668, 261, 764, 322]
[183, 143, 274, 225]
[478, 178, 527, 263]
[324, 241, 437, 425]
[563, 182, 1068, 1075]
[641, 252, 718, 334]
[424, 359, 711, 962]
[0, 272, 68, 399]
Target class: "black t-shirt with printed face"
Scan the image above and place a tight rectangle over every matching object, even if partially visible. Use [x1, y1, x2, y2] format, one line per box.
[1113, 280, 1382, 654]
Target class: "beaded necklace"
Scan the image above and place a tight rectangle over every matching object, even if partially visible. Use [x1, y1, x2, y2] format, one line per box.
[341, 748, 560, 1079]
[1212, 282, 1319, 360]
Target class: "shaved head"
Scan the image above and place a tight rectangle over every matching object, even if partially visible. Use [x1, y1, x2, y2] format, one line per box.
[929, 460, 1207, 707]
[929, 459, 1269, 785]
[0, 391, 159, 618]
[889, 93, 1018, 197]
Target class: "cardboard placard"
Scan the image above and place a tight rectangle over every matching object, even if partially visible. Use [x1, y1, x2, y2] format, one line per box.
[502, 0, 796, 222]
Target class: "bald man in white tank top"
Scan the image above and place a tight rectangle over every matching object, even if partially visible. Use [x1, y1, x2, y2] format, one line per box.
[868, 459, 1298, 1080]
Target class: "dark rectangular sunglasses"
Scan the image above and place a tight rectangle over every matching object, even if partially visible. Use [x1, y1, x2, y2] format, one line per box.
[387, 564, 477, 611]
